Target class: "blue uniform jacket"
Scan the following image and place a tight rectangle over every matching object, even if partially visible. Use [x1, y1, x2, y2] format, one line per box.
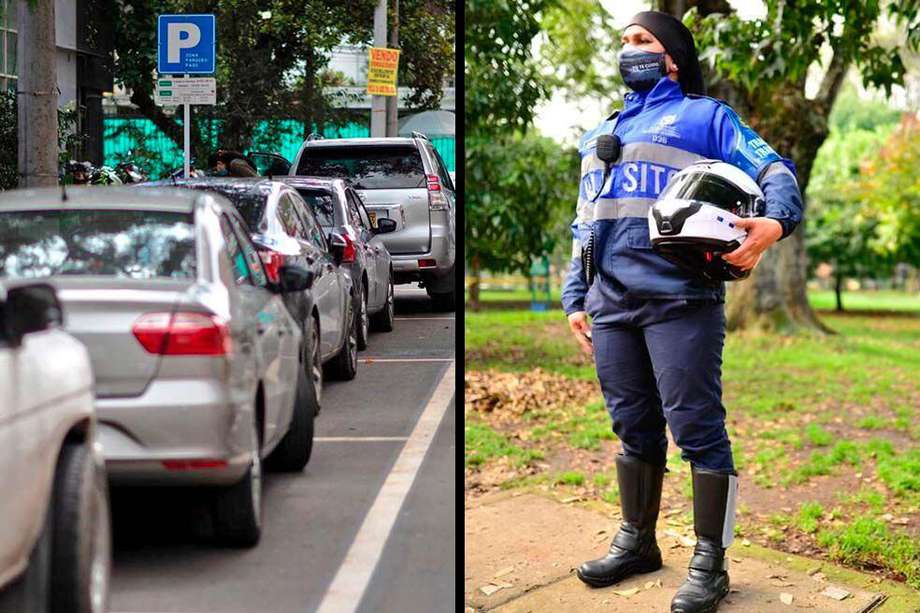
[561, 77, 804, 316]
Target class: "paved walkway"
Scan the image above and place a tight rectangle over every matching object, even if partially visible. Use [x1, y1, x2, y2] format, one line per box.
[465, 492, 919, 612]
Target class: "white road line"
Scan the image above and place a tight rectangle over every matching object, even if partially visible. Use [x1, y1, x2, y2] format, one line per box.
[314, 362, 455, 613]
[315, 436, 409, 442]
[394, 316, 455, 320]
[360, 357, 454, 363]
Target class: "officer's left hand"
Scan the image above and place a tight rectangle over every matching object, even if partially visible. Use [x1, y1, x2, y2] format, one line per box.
[721, 218, 783, 271]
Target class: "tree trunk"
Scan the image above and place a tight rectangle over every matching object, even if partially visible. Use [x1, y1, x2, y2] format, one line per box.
[469, 255, 481, 311]
[834, 273, 844, 312]
[17, 0, 58, 188]
[301, 48, 317, 138]
[667, 1, 845, 334]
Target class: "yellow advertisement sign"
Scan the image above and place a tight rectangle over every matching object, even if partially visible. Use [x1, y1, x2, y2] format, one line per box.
[368, 47, 400, 96]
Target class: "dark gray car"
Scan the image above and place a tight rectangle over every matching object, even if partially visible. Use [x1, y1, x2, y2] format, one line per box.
[280, 176, 396, 349]
[0, 187, 317, 547]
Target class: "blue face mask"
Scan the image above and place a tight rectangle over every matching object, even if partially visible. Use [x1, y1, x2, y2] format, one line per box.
[214, 168, 229, 176]
[618, 47, 667, 92]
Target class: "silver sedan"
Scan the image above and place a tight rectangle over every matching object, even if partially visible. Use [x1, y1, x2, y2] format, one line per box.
[0, 187, 318, 547]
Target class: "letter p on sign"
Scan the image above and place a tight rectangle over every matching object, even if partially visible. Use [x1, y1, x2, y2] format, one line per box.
[167, 23, 201, 63]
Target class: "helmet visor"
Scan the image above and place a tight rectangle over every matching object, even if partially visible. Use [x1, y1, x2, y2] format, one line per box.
[660, 171, 753, 216]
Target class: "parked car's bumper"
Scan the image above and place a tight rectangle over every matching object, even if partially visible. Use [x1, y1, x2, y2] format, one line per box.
[391, 219, 454, 283]
[95, 378, 253, 486]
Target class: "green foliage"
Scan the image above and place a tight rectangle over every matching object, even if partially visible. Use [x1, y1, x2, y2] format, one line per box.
[687, 2, 918, 96]
[876, 448, 920, 496]
[466, 132, 580, 276]
[465, 0, 553, 137]
[829, 86, 904, 133]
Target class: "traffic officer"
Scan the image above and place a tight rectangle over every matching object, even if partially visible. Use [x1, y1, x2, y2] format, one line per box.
[560, 11, 803, 613]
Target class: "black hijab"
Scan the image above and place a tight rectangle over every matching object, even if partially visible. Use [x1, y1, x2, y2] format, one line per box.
[627, 11, 706, 96]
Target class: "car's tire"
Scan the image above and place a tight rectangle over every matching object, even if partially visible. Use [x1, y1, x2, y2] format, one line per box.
[50, 442, 111, 613]
[356, 284, 369, 351]
[265, 365, 316, 472]
[326, 296, 358, 381]
[307, 317, 323, 409]
[212, 412, 262, 547]
[370, 272, 395, 333]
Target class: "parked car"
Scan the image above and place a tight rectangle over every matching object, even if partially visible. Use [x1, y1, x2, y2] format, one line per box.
[0, 186, 318, 547]
[280, 176, 396, 348]
[0, 281, 110, 613]
[147, 177, 358, 381]
[289, 133, 457, 310]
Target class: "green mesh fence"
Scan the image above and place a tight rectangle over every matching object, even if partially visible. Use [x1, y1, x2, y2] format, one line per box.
[103, 118, 454, 179]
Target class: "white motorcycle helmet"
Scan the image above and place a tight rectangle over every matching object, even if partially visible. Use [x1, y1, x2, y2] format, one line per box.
[648, 160, 765, 282]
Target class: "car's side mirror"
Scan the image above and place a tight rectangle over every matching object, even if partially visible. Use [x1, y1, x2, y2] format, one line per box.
[2, 283, 63, 348]
[373, 218, 397, 234]
[278, 265, 314, 293]
[328, 232, 347, 264]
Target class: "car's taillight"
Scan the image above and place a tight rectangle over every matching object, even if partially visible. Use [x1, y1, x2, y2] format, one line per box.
[341, 233, 357, 264]
[132, 312, 231, 356]
[259, 250, 285, 284]
[162, 459, 229, 471]
[418, 258, 437, 269]
[427, 174, 448, 211]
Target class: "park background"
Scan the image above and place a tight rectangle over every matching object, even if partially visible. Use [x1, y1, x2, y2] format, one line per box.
[465, 0, 920, 603]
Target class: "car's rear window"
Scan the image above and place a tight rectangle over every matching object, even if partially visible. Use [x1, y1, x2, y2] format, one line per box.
[0, 210, 196, 280]
[183, 184, 268, 230]
[296, 145, 426, 190]
[294, 188, 338, 227]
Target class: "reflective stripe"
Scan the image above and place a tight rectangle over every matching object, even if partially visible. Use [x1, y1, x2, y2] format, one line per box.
[594, 197, 654, 220]
[619, 141, 708, 168]
[722, 474, 738, 548]
[572, 238, 582, 258]
[759, 161, 795, 182]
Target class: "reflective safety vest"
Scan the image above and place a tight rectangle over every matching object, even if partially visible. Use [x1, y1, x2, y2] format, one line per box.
[564, 76, 801, 310]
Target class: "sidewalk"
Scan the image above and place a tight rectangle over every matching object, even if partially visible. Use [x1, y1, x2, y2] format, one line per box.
[465, 491, 920, 612]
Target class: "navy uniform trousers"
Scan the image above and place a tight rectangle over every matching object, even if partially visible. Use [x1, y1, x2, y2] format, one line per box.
[590, 296, 734, 473]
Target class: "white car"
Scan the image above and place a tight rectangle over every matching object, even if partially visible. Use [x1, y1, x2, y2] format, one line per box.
[0, 281, 110, 613]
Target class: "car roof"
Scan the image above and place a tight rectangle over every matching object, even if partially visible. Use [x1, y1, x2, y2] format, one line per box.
[301, 137, 419, 148]
[0, 186, 210, 214]
[277, 176, 346, 191]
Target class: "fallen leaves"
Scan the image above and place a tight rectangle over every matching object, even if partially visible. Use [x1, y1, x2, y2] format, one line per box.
[465, 368, 599, 420]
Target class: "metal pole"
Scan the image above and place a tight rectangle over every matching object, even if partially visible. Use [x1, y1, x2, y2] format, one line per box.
[385, 0, 399, 137]
[184, 74, 190, 178]
[371, 0, 387, 137]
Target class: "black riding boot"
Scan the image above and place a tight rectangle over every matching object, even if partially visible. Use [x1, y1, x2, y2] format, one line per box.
[576, 454, 665, 587]
[671, 467, 739, 613]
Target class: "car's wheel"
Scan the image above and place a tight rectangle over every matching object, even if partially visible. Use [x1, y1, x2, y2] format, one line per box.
[266, 360, 317, 472]
[370, 271, 395, 333]
[308, 317, 323, 408]
[326, 296, 358, 381]
[50, 442, 111, 613]
[212, 411, 262, 547]
[356, 284, 369, 351]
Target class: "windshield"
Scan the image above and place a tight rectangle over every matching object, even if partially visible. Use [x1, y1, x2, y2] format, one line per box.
[294, 188, 338, 228]
[182, 184, 268, 230]
[296, 145, 426, 190]
[0, 209, 196, 279]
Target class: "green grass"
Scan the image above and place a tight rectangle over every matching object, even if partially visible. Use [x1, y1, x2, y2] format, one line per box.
[807, 290, 920, 313]
[804, 424, 833, 447]
[465, 421, 543, 467]
[555, 471, 585, 486]
[796, 502, 824, 534]
[857, 415, 886, 430]
[817, 517, 920, 589]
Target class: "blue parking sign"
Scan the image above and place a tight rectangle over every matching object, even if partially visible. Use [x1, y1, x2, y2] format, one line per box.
[157, 14, 216, 74]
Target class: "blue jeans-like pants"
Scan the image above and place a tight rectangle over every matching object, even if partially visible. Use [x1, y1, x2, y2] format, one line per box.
[591, 298, 734, 473]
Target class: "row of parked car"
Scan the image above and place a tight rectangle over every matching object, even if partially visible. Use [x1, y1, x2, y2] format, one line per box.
[0, 133, 457, 612]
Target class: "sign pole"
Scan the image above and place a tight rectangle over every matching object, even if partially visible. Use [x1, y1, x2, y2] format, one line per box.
[183, 74, 191, 179]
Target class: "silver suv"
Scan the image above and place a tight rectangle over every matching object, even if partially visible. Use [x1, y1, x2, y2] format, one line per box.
[290, 133, 457, 310]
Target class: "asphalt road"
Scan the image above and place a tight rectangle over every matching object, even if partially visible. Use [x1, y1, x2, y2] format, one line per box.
[107, 287, 455, 613]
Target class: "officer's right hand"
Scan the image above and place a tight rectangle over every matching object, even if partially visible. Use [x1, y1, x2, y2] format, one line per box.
[567, 311, 593, 356]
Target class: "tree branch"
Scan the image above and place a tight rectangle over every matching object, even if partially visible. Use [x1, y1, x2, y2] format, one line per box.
[814, 49, 848, 117]
[129, 88, 183, 150]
